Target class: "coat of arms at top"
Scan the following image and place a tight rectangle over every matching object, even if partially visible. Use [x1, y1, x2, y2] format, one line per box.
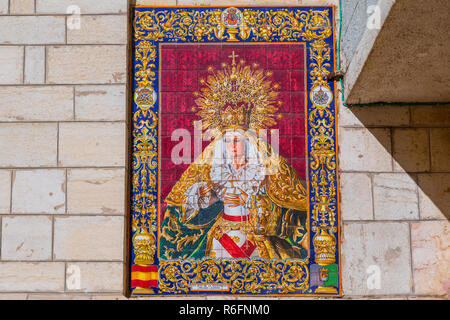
[128, 5, 340, 297]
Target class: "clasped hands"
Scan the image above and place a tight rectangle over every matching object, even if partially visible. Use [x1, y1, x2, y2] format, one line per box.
[198, 184, 248, 207]
[224, 187, 248, 207]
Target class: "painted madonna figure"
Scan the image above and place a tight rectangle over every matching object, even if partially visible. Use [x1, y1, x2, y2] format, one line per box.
[160, 52, 308, 261]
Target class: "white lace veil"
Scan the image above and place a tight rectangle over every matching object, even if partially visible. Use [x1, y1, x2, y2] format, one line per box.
[210, 130, 266, 188]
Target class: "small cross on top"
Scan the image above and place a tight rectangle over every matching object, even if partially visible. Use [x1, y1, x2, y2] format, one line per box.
[228, 51, 239, 66]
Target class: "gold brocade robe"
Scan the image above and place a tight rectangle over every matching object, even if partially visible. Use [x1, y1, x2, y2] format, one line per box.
[160, 132, 309, 260]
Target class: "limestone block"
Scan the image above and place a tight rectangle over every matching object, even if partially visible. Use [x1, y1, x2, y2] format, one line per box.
[373, 173, 419, 220]
[338, 105, 410, 127]
[28, 294, 91, 300]
[12, 169, 65, 214]
[339, 173, 373, 220]
[418, 174, 450, 220]
[339, 128, 392, 172]
[0, 46, 23, 84]
[91, 294, 128, 300]
[0, 170, 11, 213]
[75, 85, 125, 121]
[47, 45, 126, 84]
[0, 16, 65, 44]
[0, 262, 65, 292]
[53, 216, 124, 260]
[342, 222, 412, 295]
[67, 168, 125, 215]
[430, 128, 450, 172]
[36, 0, 127, 14]
[10, 0, 35, 14]
[339, 0, 365, 70]
[1, 216, 52, 260]
[0, 0, 8, 14]
[68, 15, 127, 44]
[393, 128, 430, 172]
[65, 262, 123, 292]
[0, 294, 28, 300]
[0, 86, 73, 121]
[24, 46, 45, 84]
[58, 122, 126, 167]
[0, 123, 57, 167]
[412, 221, 450, 296]
[411, 105, 450, 127]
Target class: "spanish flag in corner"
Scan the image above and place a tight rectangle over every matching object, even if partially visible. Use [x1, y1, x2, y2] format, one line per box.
[131, 265, 158, 289]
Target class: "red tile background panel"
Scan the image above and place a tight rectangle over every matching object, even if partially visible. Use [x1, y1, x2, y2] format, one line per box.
[159, 44, 307, 212]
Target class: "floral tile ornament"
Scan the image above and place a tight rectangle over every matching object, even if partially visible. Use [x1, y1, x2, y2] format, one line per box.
[129, 5, 340, 297]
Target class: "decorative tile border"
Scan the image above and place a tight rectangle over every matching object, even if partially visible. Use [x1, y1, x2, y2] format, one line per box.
[128, 5, 340, 297]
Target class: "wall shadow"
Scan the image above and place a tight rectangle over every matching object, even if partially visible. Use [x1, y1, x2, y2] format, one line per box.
[341, 104, 450, 221]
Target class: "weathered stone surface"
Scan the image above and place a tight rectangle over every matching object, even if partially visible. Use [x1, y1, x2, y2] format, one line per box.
[411, 105, 450, 127]
[36, 0, 127, 14]
[0, 170, 11, 213]
[0, 16, 65, 44]
[0, 86, 73, 121]
[412, 221, 450, 296]
[12, 169, 65, 214]
[339, 128, 392, 172]
[418, 173, 450, 220]
[10, 0, 35, 14]
[339, 0, 366, 71]
[58, 122, 126, 167]
[67, 169, 125, 215]
[344, 1, 450, 104]
[91, 294, 128, 300]
[342, 222, 412, 295]
[373, 173, 419, 220]
[65, 262, 123, 292]
[0, 0, 8, 14]
[47, 45, 126, 84]
[393, 129, 430, 172]
[339, 105, 410, 127]
[0, 262, 65, 292]
[430, 128, 450, 172]
[0, 46, 23, 84]
[75, 85, 125, 121]
[53, 216, 123, 260]
[340, 173, 373, 220]
[1, 216, 52, 260]
[68, 15, 127, 44]
[24, 46, 45, 84]
[28, 294, 91, 300]
[0, 293, 28, 300]
[0, 123, 57, 167]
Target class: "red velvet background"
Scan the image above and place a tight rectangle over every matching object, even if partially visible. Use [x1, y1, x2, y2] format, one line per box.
[159, 43, 306, 213]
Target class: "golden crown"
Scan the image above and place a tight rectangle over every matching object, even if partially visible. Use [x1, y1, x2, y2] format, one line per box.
[193, 51, 282, 133]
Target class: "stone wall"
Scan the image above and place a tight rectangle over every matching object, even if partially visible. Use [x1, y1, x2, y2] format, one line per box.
[339, 103, 450, 298]
[0, 0, 127, 300]
[0, 0, 448, 300]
